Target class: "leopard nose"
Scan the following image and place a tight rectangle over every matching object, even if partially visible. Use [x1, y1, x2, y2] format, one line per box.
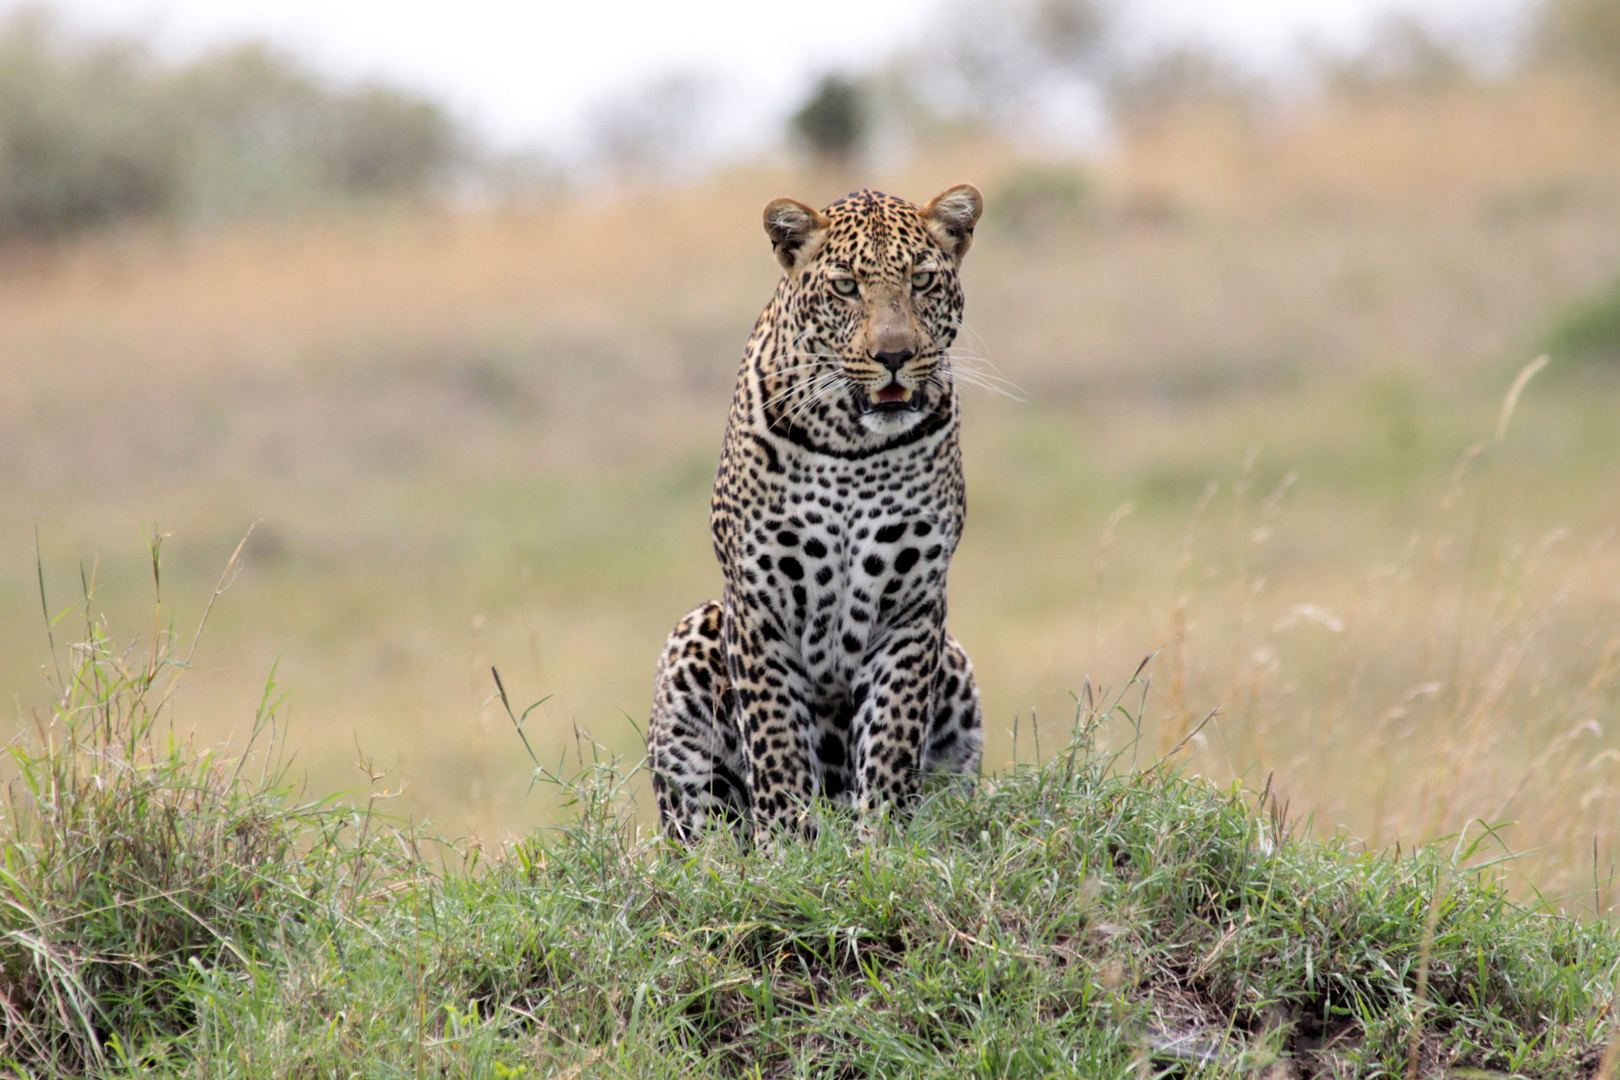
[872, 348, 915, 373]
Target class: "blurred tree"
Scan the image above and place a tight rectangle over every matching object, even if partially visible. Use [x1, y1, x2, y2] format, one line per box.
[164, 43, 333, 216]
[1530, 0, 1620, 79]
[791, 74, 867, 167]
[0, 7, 179, 241]
[168, 43, 462, 218]
[321, 86, 460, 196]
[1030, 0, 1111, 76]
[0, 8, 466, 243]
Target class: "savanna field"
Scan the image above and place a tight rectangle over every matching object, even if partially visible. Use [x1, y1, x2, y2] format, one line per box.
[5, 31, 1620, 1073]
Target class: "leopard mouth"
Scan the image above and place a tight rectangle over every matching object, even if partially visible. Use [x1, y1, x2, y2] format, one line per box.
[857, 381, 922, 414]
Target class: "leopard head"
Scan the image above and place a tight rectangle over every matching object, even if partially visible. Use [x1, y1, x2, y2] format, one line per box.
[756, 186, 982, 445]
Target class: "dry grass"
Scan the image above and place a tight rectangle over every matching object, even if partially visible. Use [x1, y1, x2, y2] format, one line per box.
[4, 79, 1619, 905]
[1113, 77, 1620, 219]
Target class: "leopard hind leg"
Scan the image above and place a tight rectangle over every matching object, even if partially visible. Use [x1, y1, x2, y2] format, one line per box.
[647, 601, 749, 843]
[921, 632, 984, 789]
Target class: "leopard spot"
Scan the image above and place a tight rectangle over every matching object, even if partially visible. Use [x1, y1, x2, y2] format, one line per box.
[817, 733, 846, 767]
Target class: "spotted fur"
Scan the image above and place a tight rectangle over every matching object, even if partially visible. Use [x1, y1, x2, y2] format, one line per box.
[647, 186, 986, 845]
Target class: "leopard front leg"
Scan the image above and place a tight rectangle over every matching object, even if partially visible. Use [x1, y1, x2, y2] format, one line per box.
[724, 602, 821, 843]
[849, 612, 947, 823]
[922, 632, 984, 786]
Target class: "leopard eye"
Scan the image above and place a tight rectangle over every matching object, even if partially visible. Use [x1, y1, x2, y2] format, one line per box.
[911, 271, 937, 292]
[830, 277, 859, 298]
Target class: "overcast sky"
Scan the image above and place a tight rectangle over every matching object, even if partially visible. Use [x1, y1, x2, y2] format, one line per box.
[12, 0, 1528, 149]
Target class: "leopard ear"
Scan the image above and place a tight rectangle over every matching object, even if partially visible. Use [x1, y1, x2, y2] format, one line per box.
[921, 183, 983, 263]
[763, 197, 830, 272]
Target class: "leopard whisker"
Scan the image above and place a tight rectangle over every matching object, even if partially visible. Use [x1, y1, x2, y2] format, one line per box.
[946, 365, 1022, 392]
[944, 331, 1013, 375]
[957, 320, 995, 362]
[763, 362, 842, 387]
[943, 351, 1022, 390]
[774, 369, 845, 430]
[779, 354, 849, 373]
[942, 347, 1009, 370]
[947, 373, 1024, 402]
[766, 380, 822, 421]
[761, 379, 809, 412]
[790, 370, 852, 428]
[763, 377, 831, 419]
[938, 358, 1025, 402]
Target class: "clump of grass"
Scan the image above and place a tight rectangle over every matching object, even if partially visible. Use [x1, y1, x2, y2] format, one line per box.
[0, 533, 410, 1074]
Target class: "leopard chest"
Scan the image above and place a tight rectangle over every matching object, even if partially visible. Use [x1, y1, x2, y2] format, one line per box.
[723, 429, 963, 696]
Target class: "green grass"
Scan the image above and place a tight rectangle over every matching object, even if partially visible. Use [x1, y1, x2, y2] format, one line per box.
[0, 536, 419, 1074]
[4, 559, 1616, 1078]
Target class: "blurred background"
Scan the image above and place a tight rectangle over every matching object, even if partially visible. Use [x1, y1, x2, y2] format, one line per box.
[3, 0, 1619, 904]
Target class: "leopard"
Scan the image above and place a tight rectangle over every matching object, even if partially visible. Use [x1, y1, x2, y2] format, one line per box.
[647, 185, 987, 846]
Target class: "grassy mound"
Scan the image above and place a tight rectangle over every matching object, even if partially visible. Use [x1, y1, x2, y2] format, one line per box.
[378, 747, 1617, 1079]
[2, 565, 1616, 1077]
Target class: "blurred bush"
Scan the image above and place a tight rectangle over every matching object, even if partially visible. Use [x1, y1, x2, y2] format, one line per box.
[0, 6, 465, 243]
[792, 74, 867, 168]
[0, 8, 180, 241]
[170, 44, 463, 220]
[991, 162, 1090, 238]
[1546, 275, 1620, 365]
[1531, 0, 1620, 80]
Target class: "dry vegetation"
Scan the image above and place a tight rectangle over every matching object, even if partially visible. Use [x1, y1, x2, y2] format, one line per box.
[5, 74, 1620, 910]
